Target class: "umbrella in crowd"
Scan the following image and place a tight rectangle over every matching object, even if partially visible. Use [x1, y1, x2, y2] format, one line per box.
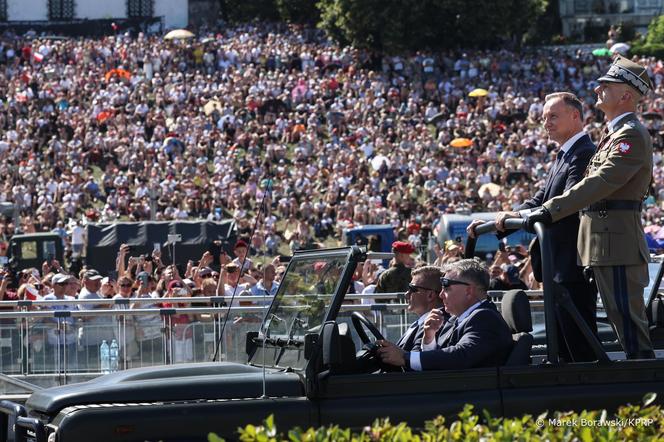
[104, 68, 131, 82]
[203, 99, 223, 116]
[164, 29, 195, 40]
[450, 138, 473, 148]
[478, 183, 502, 197]
[371, 155, 391, 171]
[592, 48, 612, 57]
[610, 42, 630, 55]
[96, 110, 113, 123]
[468, 88, 489, 97]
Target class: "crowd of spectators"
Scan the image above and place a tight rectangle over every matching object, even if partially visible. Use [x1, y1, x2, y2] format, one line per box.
[0, 23, 662, 264]
[0, 23, 662, 306]
[0, 239, 284, 369]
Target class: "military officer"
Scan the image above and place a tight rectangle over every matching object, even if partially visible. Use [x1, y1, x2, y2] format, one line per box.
[526, 56, 655, 359]
[375, 241, 415, 294]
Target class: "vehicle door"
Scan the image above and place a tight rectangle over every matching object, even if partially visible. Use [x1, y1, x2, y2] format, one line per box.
[316, 366, 501, 429]
[500, 359, 664, 416]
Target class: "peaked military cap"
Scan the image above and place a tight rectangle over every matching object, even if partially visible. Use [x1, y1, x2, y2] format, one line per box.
[597, 55, 653, 95]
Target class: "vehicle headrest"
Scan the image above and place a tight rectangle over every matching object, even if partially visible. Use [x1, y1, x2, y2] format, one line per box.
[501, 289, 532, 333]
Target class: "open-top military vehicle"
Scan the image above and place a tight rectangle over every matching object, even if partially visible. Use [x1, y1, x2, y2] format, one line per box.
[1, 219, 664, 441]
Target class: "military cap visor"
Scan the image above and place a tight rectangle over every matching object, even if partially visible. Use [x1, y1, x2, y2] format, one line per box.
[597, 58, 652, 95]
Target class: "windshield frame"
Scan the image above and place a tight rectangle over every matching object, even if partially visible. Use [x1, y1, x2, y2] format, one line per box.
[248, 246, 363, 370]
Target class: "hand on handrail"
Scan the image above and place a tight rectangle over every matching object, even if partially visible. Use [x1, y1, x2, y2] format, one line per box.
[523, 207, 552, 233]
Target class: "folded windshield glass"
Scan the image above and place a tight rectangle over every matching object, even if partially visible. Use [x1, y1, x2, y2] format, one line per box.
[251, 251, 350, 369]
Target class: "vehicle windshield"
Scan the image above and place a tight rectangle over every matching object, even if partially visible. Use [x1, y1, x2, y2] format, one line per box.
[249, 249, 352, 370]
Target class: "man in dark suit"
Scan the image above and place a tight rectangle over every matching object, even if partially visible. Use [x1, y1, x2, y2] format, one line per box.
[377, 259, 513, 370]
[395, 265, 444, 352]
[470, 92, 598, 362]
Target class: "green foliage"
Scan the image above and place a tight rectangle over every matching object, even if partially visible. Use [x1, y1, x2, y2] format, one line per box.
[212, 395, 664, 442]
[219, 0, 280, 23]
[644, 15, 664, 46]
[274, 0, 320, 24]
[630, 43, 664, 60]
[632, 15, 664, 57]
[316, 0, 548, 52]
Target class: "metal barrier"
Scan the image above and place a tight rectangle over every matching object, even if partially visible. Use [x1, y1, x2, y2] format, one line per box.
[0, 292, 547, 385]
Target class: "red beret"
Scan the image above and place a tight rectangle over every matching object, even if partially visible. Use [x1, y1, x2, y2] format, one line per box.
[234, 240, 248, 249]
[392, 241, 415, 254]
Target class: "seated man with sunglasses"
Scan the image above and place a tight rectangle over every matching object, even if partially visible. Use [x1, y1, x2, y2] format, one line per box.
[378, 259, 512, 371]
[395, 266, 446, 352]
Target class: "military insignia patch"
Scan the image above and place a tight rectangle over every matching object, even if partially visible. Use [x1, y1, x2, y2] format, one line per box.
[617, 141, 632, 154]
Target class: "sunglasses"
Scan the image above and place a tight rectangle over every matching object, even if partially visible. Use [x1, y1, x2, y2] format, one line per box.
[120, 283, 132, 288]
[440, 277, 470, 288]
[406, 283, 434, 294]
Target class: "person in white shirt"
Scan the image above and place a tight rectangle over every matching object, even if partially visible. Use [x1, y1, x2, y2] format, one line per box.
[77, 269, 113, 369]
[377, 259, 512, 371]
[68, 220, 86, 257]
[42, 273, 78, 370]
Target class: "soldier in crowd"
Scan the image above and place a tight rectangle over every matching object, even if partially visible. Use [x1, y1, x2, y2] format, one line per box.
[375, 241, 415, 295]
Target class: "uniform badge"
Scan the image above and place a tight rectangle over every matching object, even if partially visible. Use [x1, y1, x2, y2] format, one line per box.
[617, 141, 632, 154]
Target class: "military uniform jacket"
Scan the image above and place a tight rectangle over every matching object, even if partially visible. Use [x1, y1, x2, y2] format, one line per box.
[543, 113, 652, 266]
[375, 263, 412, 294]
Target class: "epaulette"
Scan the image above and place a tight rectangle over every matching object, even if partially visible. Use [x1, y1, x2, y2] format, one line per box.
[612, 120, 637, 135]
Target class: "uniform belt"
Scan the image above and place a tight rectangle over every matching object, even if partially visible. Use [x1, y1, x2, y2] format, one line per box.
[582, 200, 642, 214]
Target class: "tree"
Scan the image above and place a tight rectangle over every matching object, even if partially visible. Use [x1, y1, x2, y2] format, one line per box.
[644, 15, 664, 45]
[275, 0, 320, 25]
[317, 0, 548, 52]
[219, 0, 280, 23]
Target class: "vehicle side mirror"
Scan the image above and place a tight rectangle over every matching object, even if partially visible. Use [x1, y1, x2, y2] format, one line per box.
[321, 321, 341, 369]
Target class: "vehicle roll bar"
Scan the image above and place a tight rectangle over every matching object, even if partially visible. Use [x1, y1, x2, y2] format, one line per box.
[0, 399, 27, 442]
[465, 218, 610, 364]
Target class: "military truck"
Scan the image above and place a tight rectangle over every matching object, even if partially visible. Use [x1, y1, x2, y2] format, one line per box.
[7, 233, 64, 274]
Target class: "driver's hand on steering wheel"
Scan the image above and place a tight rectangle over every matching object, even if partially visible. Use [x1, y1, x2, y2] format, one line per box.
[422, 308, 445, 345]
[376, 340, 406, 367]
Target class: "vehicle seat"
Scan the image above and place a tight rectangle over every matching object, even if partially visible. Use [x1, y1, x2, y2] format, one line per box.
[649, 296, 664, 347]
[321, 322, 357, 374]
[500, 289, 533, 366]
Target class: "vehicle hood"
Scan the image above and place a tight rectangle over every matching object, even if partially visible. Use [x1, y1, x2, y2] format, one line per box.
[26, 362, 305, 415]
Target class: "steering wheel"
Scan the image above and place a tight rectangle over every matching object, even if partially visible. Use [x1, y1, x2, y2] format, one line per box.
[351, 311, 385, 343]
[350, 312, 390, 372]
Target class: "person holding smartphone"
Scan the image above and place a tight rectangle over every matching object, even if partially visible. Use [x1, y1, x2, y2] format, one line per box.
[163, 280, 194, 363]
[131, 272, 163, 366]
[77, 269, 113, 370]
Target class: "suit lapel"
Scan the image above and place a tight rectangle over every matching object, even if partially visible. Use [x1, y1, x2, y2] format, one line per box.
[437, 300, 493, 347]
[397, 321, 418, 348]
[438, 318, 458, 347]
